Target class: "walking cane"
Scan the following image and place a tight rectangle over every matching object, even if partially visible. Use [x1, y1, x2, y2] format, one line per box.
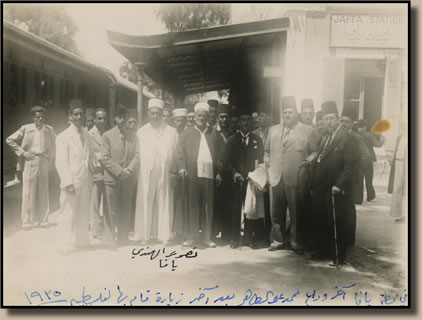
[181, 175, 188, 248]
[239, 179, 244, 251]
[331, 193, 340, 270]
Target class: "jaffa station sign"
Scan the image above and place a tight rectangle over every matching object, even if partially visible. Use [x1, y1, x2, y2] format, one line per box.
[330, 13, 407, 48]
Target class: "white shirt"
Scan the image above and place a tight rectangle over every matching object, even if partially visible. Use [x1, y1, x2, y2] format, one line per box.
[29, 127, 42, 154]
[195, 126, 214, 179]
[240, 131, 250, 146]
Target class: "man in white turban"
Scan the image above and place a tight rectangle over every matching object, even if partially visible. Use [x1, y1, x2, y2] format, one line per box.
[134, 98, 178, 244]
[174, 102, 224, 248]
[172, 108, 188, 135]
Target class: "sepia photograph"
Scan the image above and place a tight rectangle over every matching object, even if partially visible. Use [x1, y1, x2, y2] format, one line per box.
[2, 2, 409, 307]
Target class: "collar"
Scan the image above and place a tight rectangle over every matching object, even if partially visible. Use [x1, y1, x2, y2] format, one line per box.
[195, 125, 208, 135]
[115, 124, 125, 134]
[93, 124, 105, 135]
[329, 123, 342, 139]
[27, 123, 43, 132]
[150, 121, 167, 132]
[240, 131, 250, 138]
[284, 121, 298, 131]
[70, 123, 83, 134]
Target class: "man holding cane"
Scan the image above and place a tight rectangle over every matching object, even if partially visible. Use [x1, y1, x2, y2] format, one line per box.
[309, 101, 359, 266]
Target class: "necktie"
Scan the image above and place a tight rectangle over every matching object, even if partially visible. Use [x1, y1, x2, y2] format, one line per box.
[318, 134, 332, 162]
[241, 135, 248, 146]
[282, 127, 290, 145]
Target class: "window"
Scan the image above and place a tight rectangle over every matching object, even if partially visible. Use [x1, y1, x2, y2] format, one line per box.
[9, 64, 18, 106]
[48, 75, 55, 106]
[60, 79, 65, 108]
[344, 77, 363, 119]
[18, 67, 27, 105]
[34, 71, 41, 105]
[3, 61, 9, 104]
[40, 73, 47, 104]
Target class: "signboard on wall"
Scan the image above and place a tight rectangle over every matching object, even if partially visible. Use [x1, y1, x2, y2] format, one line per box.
[330, 14, 407, 48]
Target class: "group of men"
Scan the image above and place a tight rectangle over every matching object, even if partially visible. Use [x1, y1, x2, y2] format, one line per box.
[6, 94, 384, 265]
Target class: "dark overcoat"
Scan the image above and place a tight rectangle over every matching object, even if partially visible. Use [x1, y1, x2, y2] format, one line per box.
[310, 125, 359, 248]
[173, 126, 224, 235]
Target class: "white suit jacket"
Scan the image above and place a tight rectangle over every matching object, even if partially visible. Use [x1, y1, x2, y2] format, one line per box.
[55, 123, 94, 189]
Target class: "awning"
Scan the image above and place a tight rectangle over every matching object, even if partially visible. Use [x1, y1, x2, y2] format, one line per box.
[107, 17, 289, 96]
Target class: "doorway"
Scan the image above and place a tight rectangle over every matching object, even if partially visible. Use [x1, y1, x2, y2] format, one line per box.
[344, 59, 385, 129]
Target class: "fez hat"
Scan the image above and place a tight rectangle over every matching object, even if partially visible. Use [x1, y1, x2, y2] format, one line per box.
[85, 108, 95, 118]
[301, 99, 314, 111]
[194, 102, 210, 113]
[316, 110, 324, 122]
[231, 112, 240, 118]
[172, 108, 188, 118]
[252, 112, 259, 118]
[69, 99, 85, 112]
[187, 112, 195, 117]
[321, 101, 338, 116]
[114, 103, 129, 116]
[128, 108, 138, 120]
[31, 105, 46, 115]
[148, 98, 164, 110]
[341, 101, 357, 121]
[281, 96, 297, 111]
[218, 104, 230, 115]
[207, 99, 219, 109]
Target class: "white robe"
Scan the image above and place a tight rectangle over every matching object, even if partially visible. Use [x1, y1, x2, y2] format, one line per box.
[134, 122, 178, 242]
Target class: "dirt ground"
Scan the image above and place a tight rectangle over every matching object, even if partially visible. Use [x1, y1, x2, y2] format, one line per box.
[2, 165, 408, 307]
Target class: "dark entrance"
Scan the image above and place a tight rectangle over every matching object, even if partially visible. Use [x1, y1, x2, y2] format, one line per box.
[344, 59, 385, 129]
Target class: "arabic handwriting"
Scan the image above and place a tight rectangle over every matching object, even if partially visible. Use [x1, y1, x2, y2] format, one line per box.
[131, 246, 199, 271]
[24, 285, 408, 306]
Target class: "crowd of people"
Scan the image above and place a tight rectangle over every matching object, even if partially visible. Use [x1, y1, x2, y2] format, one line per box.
[6, 95, 386, 265]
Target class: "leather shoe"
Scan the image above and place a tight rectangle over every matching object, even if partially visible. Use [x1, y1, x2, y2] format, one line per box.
[230, 241, 239, 249]
[182, 239, 194, 247]
[293, 248, 304, 255]
[268, 242, 286, 251]
[205, 240, 216, 248]
[329, 260, 345, 267]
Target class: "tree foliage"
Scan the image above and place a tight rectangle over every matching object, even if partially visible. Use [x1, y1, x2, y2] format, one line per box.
[156, 3, 230, 32]
[4, 4, 80, 56]
[156, 4, 231, 103]
[119, 61, 176, 105]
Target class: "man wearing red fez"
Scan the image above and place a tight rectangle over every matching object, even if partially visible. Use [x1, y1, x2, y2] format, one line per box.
[55, 99, 97, 255]
[309, 100, 359, 266]
[265, 96, 318, 253]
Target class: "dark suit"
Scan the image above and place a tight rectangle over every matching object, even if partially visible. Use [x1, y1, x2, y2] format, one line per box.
[102, 126, 139, 245]
[357, 131, 383, 201]
[310, 125, 359, 261]
[223, 132, 264, 245]
[350, 131, 374, 204]
[213, 129, 233, 241]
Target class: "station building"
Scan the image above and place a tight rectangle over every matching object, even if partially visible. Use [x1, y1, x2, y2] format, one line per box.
[107, 3, 408, 153]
